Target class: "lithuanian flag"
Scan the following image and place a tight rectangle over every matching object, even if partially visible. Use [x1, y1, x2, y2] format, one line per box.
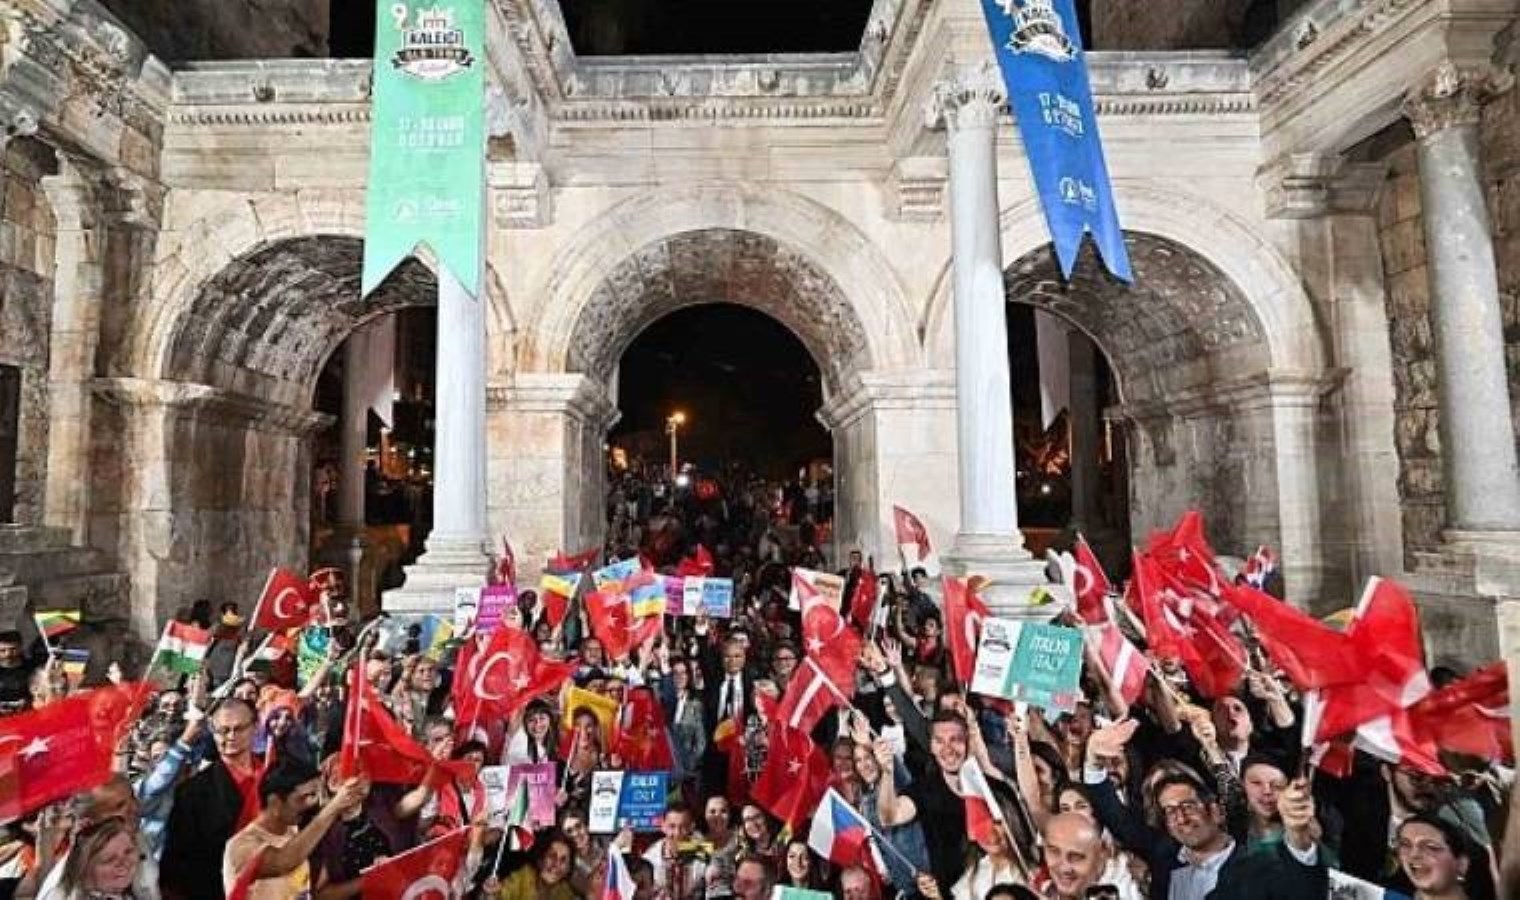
[33, 610, 81, 640]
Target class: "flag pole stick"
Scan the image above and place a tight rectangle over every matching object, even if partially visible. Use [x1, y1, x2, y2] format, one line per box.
[32, 614, 55, 660]
[489, 764, 515, 876]
[214, 632, 276, 700]
[863, 820, 919, 875]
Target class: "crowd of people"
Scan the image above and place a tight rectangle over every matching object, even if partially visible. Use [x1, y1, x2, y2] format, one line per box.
[0, 470, 1517, 900]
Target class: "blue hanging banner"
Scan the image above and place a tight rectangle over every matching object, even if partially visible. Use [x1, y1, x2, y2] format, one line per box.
[979, 0, 1131, 282]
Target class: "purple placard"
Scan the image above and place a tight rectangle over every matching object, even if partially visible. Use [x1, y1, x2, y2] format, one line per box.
[478, 583, 516, 635]
[508, 761, 558, 828]
[664, 576, 686, 615]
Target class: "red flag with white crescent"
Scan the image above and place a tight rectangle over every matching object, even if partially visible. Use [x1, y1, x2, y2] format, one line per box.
[1072, 534, 1112, 624]
[360, 827, 472, 900]
[942, 575, 988, 684]
[253, 567, 322, 631]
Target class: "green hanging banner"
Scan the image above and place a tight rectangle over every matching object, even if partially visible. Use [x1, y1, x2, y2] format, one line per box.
[362, 0, 486, 298]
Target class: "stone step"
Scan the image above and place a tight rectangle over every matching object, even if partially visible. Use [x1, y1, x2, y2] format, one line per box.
[0, 545, 113, 584]
[0, 525, 75, 554]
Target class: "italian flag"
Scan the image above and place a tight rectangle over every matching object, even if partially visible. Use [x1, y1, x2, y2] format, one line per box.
[157, 621, 213, 674]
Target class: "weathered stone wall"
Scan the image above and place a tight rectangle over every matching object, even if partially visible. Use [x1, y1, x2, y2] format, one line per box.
[99, 0, 329, 63]
[1376, 85, 1520, 566]
[0, 140, 56, 526]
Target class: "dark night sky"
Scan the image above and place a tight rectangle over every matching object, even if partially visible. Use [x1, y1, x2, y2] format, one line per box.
[610, 304, 830, 478]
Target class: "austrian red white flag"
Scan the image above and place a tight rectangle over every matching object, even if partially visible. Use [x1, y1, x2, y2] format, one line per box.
[1087, 622, 1148, 706]
[361, 827, 473, 899]
[252, 567, 321, 630]
[893, 505, 932, 564]
[942, 576, 989, 684]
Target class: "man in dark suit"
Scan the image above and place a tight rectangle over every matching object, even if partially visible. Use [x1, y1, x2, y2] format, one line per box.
[160, 698, 262, 900]
[1084, 720, 1327, 899]
[695, 623, 755, 798]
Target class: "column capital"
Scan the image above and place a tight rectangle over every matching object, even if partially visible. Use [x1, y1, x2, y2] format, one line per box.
[926, 61, 1006, 132]
[1404, 61, 1514, 141]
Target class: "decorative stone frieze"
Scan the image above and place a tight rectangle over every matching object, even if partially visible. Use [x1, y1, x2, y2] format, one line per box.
[885, 156, 947, 222]
[1258, 152, 1388, 218]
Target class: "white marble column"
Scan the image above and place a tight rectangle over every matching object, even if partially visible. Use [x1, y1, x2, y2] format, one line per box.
[1404, 63, 1520, 536]
[384, 265, 491, 612]
[927, 62, 1046, 612]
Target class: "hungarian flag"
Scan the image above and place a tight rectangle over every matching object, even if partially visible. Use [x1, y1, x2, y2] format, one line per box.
[253, 568, 321, 630]
[32, 610, 80, 641]
[847, 566, 879, 632]
[0, 683, 148, 823]
[676, 544, 715, 577]
[360, 827, 473, 899]
[1410, 662, 1512, 762]
[548, 547, 600, 574]
[156, 621, 213, 675]
[454, 627, 576, 725]
[1223, 583, 1360, 691]
[1088, 622, 1148, 706]
[893, 505, 932, 562]
[339, 663, 473, 786]
[942, 576, 989, 684]
[960, 757, 1007, 846]
[1072, 534, 1112, 624]
[613, 686, 676, 771]
[752, 720, 832, 832]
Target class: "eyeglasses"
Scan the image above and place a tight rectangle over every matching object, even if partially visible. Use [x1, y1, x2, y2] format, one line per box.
[211, 721, 254, 738]
[1160, 799, 1205, 821]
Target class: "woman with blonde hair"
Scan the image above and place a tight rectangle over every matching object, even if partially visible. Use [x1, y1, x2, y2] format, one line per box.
[44, 818, 148, 900]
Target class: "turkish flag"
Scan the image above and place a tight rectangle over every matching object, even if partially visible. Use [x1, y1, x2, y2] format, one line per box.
[1410, 662, 1512, 762]
[339, 664, 472, 786]
[1072, 534, 1112, 624]
[942, 576, 989, 684]
[751, 721, 831, 831]
[1132, 555, 1244, 698]
[893, 505, 931, 560]
[676, 544, 715, 577]
[1144, 511, 1224, 597]
[548, 546, 600, 574]
[801, 599, 862, 691]
[1223, 583, 1360, 691]
[252, 567, 321, 630]
[0, 683, 148, 823]
[496, 537, 517, 587]
[361, 827, 472, 899]
[585, 590, 661, 662]
[848, 566, 878, 632]
[454, 627, 576, 725]
[612, 686, 676, 771]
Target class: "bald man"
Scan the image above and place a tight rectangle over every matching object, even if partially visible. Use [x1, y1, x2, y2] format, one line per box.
[1043, 812, 1110, 900]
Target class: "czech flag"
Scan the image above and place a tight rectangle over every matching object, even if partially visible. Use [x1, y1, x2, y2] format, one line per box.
[601, 848, 636, 900]
[807, 788, 874, 869]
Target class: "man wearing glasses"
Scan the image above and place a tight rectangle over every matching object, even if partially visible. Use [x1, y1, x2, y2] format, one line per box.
[161, 698, 262, 900]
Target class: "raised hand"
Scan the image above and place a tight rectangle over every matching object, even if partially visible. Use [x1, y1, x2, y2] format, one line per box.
[1085, 716, 1139, 765]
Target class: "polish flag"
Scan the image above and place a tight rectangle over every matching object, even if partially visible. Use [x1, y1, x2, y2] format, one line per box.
[960, 757, 1006, 846]
[1088, 622, 1148, 706]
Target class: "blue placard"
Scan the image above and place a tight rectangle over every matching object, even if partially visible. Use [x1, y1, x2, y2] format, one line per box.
[700, 579, 734, 618]
[979, 0, 1130, 282]
[616, 771, 670, 830]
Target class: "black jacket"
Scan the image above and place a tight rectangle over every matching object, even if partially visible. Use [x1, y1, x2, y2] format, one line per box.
[159, 760, 245, 900]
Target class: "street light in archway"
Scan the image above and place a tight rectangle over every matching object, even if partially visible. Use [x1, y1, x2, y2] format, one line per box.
[666, 411, 687, 482]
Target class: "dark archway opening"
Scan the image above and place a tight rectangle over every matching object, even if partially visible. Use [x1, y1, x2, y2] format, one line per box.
[1005, 303, 1128, 563]
[605, 303, 833, 564]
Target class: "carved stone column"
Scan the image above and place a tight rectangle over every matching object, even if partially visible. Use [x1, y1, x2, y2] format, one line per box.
[927, 62, 1045, 614]
[1404, 63, 1520, 536]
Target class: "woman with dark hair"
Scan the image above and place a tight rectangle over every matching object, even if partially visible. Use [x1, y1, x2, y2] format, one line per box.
[422, 739, 488, 841]
[777, 840, 826, 893]
[44, 818, 143, 900]
[489, 830, 577, 900]
[1392, 813, 1497, 900]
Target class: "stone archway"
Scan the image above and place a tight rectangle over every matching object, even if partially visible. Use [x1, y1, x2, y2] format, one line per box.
[495, 222, 924, 566]
[97, 234, 439, 630]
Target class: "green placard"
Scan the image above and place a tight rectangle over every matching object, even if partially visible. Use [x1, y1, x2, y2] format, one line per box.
[1006, 621, 1084, 711]
[363, 0, 485, 298]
